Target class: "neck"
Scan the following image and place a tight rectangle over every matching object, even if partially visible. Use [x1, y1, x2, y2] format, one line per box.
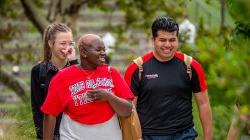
[50, 56, 67, 70]
[79, 61, 97, 70]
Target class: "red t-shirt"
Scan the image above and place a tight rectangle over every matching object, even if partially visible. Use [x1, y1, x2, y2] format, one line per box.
[41, 65, 134, 125]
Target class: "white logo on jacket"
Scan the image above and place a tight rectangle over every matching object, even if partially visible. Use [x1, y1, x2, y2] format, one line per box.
[145, 74, 159, 79]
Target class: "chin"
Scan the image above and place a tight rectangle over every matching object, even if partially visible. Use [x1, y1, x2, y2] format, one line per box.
[59, 56, 67, 61]
[97, 62, 105, 66]
[161, 53, 172, 58]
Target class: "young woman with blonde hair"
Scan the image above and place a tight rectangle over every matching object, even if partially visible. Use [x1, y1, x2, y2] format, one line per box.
[31, 23, 77, 139]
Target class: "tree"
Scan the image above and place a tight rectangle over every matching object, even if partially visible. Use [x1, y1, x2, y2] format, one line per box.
[0, 0, 187, 101]
[220, 0, 226, 33]
[227, 1, 250, 132]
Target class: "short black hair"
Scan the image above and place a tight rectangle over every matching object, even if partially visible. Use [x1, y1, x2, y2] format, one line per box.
[151, 16, 179, 38]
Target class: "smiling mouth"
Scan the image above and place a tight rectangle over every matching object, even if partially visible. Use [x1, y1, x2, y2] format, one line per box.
[99, 57, 106, 62]
[162, 48, 172, 54]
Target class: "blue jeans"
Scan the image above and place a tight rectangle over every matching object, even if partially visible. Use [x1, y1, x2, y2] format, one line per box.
[143, 127, 198, 140]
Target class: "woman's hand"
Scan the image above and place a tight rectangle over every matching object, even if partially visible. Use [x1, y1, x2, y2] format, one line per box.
[62, 46, 76, 61]
[87, 88, 132, 116]
[87, 89, 112, 101]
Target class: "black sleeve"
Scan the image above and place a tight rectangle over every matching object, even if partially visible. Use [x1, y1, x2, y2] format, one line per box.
[69, 59, 78, 65]
[30, 64, 44, 138]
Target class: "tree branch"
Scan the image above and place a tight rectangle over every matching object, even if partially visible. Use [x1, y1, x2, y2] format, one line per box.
[47, 0, 61, 22]
[20, 0, 48, 34]
[0, 68, 29, 102]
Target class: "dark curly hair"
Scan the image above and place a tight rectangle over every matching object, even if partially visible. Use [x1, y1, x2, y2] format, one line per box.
[151, 16, 179, 38]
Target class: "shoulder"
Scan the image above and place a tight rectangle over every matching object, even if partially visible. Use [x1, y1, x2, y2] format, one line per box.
[31, 62, 45, 73]
[175, 51, 188, 63]
[190, 58, 204, 73]
[53, 65, 77, 81]
[98, 65, 120, 75]
[126, 51, 153, 71]
[175, 52, 202, 65]
[31, 62, 40, 70]
[108, 66, 120, 74]
[58, 65, 77, 75]
[141, 51, 154, 63]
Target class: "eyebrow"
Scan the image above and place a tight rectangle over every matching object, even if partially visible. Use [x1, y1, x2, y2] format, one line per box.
[57, 41, 74, 42]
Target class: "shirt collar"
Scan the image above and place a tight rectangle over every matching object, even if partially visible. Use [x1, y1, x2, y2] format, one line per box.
[46, 61, 70, 73]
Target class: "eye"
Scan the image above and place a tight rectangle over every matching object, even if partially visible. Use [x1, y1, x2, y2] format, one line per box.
[96, 47, 105, 52]
[159, 39, 167, 42]
[60, 42, 66, 46]
[70, 42, 75, 46]
[96, 49, 102, 52]
[169, 38, 176, 42]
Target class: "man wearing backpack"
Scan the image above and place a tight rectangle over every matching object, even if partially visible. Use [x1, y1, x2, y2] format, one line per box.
[124, 16, 212, 140]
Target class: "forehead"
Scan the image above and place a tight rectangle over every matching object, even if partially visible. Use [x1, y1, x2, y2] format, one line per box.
[86, 39, 105, 49]
[156, 30, 177, 38]
[54, 32, 73, 41]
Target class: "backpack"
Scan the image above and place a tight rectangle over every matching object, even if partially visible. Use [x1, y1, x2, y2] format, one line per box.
[108, 66, 142, 140]
[39, 63, 47, 94]
[133, 53, 193, 80]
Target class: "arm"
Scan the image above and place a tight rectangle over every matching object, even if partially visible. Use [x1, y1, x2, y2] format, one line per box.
[43, 114, 56, 140]
[194, 90, 212, 140]
[107, 92, 132, 117]
[88, 89, 132, 117]
[227, 105, 240, 140]
[227, 123, 239, 140]
[30, 65, 44, 138]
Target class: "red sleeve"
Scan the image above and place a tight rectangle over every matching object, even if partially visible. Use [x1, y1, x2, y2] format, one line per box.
[191, 59, 208, 93]
[40, 75, 69, 117]
[110, 67, 134, 100]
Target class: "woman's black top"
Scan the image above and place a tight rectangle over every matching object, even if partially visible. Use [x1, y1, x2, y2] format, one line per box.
[30, 60, 78, 139]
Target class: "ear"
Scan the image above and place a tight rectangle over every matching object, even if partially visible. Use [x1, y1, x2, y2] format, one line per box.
[79, 47, 87, 58]
[151, 37, 155, 44]
[83, 50, 87, 58]
[151, 36, 155, 41]
[81, 53, 87, 59]
[48, 40, 53, 48]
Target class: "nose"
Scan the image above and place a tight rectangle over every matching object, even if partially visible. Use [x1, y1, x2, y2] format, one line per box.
[165, 40, 171, 47]
[62, 46, 73, 55]
[100, 49, 106, 55]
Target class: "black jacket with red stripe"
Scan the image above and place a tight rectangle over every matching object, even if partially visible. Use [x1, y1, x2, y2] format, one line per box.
[124, 51, 207, 135]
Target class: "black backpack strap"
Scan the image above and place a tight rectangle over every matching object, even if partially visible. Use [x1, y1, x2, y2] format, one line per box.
[39, 63, 47, 92]
[133, 57, 143, 81]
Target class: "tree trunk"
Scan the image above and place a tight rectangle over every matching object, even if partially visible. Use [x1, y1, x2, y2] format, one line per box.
[20, 0, 48, 34]
[57, 0, 86, 34]
[220, 0, 226, 33]
[5, 0, 85, 102]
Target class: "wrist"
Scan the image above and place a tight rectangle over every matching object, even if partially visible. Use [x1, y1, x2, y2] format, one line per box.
[106, 90, 114, 100]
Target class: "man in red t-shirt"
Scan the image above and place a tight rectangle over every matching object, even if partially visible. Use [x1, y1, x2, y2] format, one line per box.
[41, 34, 134, 140]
